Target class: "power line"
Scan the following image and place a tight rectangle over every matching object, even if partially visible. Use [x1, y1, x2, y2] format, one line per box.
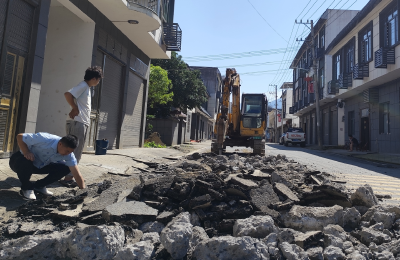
[325, 0, 358, 29]
[184, 47, 297, 62]
[272, 26, 307, 86]
[296, 0, 313, 20]
[273, 0, 358, 88]
[301, 0, 321, 20]
[247, 0, 288, 43]
[270, 23, 299, 84]
[218, 60, 291, 68]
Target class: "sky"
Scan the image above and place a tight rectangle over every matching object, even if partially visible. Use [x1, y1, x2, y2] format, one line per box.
[174, 0, 371, 102]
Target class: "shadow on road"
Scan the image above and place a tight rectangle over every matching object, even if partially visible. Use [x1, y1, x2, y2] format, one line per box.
[266, 143, 400, 180]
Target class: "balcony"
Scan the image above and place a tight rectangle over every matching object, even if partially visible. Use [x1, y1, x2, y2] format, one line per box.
[353, 63, 369, 79]
[89, 0, 180, 59]
[375, 46, 395, 68]
[163, 23, 182, 51]
[299, 99, 304, 109]
[319, 87, 323, 99]
[304, 97, 309, 107]
[327, 80, 339, 95]
[308, 93, 315, 104]
[338, 73, 352, 89]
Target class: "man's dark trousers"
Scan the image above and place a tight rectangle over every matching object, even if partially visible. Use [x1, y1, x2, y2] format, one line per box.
[9, 152, 70, 190]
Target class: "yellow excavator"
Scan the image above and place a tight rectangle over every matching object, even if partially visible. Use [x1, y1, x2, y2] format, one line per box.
[212, 68, 267, 155]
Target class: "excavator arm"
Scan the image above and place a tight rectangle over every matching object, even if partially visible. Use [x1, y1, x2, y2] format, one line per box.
[213, 68, 241, 154]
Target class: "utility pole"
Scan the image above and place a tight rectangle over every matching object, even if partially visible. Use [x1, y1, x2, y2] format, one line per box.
[296, 19, 322, 149]
[269, 84, 278, 143]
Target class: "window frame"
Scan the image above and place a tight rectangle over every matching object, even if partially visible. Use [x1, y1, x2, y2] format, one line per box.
[333, 52, 341, 80]
[344, 38, 355, 75]
[358, 21, 373, 63]
[319, 26, 325, 49]
[379, 0, 400, 48]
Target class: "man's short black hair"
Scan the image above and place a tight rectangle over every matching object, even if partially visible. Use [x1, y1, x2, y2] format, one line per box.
[348, 134, 353, 138]
[84, 66, 103, 81]
[60, 135, 79, 149]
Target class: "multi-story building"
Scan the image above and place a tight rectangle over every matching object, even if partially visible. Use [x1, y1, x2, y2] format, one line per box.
[189, 67, 223, 140]
[0, 0, 181, 157]
[325, 0, 400, 153]
[280, 82, 299, 134]
[290, 9, 359, 146]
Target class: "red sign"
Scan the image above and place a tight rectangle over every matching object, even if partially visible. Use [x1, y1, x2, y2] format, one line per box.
[278, 114, 281, 122]
[308, 82, 314, 93]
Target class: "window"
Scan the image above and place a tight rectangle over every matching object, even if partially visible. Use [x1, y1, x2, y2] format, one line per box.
[319, 68, 324, 89]
[344, 40, 355, 74]
[334, 54, 341, 80]
[358, 22, 373, 63]
[381, 2, 399, 48]
[379, 102, 390, 134]
[348, 111, 355, 135]
[319, 27, 325, 49]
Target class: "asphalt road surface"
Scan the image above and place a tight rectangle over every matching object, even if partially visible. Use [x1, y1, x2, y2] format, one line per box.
[265, 143, 400, 205]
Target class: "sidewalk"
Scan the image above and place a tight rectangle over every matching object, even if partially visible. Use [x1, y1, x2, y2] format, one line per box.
[0, 141, 211, 220]
[305, 145, 400, 166]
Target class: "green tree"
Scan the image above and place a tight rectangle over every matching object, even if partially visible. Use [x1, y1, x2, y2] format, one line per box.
[148, 65, 173, 108]
[152, 52, 208, 112]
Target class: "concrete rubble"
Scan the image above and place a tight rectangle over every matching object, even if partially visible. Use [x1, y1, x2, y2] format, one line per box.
[0, 152, 400, 259]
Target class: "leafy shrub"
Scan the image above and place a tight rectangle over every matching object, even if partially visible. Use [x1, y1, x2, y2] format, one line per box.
[144, 141, 166, 148]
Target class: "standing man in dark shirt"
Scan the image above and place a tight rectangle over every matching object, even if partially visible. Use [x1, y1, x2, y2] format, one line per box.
[348, 134, 359, 152]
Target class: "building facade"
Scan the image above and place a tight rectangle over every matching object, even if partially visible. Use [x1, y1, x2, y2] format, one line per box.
[325, 0, 400, 153]
[280, 82, 299, 135]
[0, 0, 181, 157]
[290, 9, 359, 146]
[189, 66, 223, 141]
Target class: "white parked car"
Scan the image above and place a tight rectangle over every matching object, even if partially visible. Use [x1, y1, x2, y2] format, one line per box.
[283, 128, 306, 147]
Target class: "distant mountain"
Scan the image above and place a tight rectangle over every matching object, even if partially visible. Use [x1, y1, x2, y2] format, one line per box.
[268, 98, 282, 110]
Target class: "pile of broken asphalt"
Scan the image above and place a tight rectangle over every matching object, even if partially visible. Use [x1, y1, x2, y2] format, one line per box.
[1, 152, 400, 259]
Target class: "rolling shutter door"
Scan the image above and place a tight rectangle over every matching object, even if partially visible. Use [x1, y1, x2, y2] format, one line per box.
[0, 0, 7, 53]
[0, 0, 34, 153]
[97, 55, 123, 149]
[323, 108, 329, 145]
[330, 108, 338, 145]
[120, 72, 144, 147]
[7, 0, 34, 56]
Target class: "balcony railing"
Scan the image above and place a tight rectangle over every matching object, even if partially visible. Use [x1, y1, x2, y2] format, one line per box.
[327, 80, 339, 95]
[353, 63, 369, 79]
[130, 0, 160, 14]
[375, 46, 395, 68]
[304, 97, 309, 107]
[308, 93, 315, 104]
[163, 23, 182, 51]
[338, 73, 352, 89]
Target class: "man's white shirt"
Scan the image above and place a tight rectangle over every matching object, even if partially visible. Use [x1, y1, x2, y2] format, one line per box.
[66, 81, 91, 126]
